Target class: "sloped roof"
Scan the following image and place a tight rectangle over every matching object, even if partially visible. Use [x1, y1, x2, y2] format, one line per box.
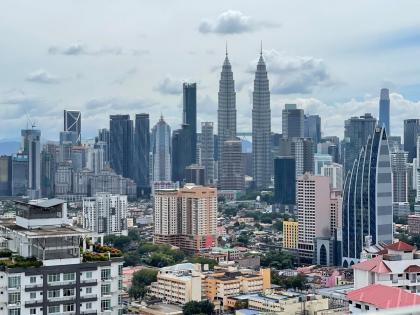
[386, 241, 414, 252]
[347, 284, 420, 309]
[352, 256, 391, 274]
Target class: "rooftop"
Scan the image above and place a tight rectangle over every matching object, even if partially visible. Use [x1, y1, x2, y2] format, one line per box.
[347, 284, 420, 309]
[386, 241, 415, 252]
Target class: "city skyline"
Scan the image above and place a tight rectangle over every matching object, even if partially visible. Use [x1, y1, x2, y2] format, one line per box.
[2, 1, 420, 141]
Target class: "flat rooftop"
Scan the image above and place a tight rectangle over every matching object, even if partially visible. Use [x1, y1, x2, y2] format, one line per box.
[0, 219, 90, 238]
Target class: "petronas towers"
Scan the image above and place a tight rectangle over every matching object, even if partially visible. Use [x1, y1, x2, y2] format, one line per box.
[217, 46, 271, 189]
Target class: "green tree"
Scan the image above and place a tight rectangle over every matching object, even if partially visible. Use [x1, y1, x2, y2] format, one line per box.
[183, 300, 215, 315]
[128, 229, 141, 241]
[188, 257, 217, 270]
[129, 268, 158, 299]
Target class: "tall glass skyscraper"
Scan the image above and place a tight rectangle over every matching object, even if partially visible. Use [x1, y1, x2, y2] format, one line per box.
[404, 119, 420, 162]
[183, 83, 197, 164]
[282, 104, 304, 139]
[379, 88, 390, 135]
[21, 129, 41, 198]
[341, 126, 393, 266]
[201, 122, 215, 184]
[172, 124, 192, 183]
[274, 156, 296, 207]
[109, 115, 133, 179]
[252, 49, 271, 189]
[134, 113, 150, 193]
[64, 110, 81, 145]
[304, 114, 321, 147]
[152, 116, 172, 182]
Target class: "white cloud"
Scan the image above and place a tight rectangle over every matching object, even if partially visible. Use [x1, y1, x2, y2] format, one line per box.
[199, 10, 279, 35]
[48, 43, 148, 56]
[155, 76, 185, 95]
[26, 69, 60, 84]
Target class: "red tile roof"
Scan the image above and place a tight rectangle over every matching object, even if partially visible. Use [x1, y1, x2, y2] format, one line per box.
[404, 265, 420, 273]
[386, 241, 414, 252]
[347, 284, 420, 309]
[352, 256, 391, 274]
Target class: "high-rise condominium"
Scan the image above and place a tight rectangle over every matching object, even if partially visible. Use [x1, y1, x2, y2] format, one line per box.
[201, 122, 215, 184]
[342, 126, 393, 266]
[343, 113, 377, 174]
[252, 49, 271, 189]
[219, 137, 244, 191]
[183, 82, 197, 164]
[404, 119, 420, 162]
[283, 104, 304, 139]
[134, 113, 150, 192]
[217, 50, 236, 164]
[379, 88, 390, 135]
[109, 115, 133, 179]
[21, 129, 41, 198]
[151, 116, 171, 182]
[64, 109, 81, 144]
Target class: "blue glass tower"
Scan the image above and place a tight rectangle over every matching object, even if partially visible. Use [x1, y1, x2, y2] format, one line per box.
[379, 88, 390, 135]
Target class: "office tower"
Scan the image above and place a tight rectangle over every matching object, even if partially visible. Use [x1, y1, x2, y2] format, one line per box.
[70, 145, 87, 172]
[59, 130, 78, 145]
[183, 82, 197, 163]
[97, 128, 111, 165]
[11, 154, 29, 196]
[297, 173, 332, 262]
[282, 104, 304, 139]
[291, 138, 314, 177]
[379, 88, 390, 135]
[172, 124, 192, 183]
[86, 146, 104, 174]
[185, 164, 206, 186]
[134, 113, 150, 193]
[273, 157, 296, 210]
[151, 116, 172, 182]
[154, 184, 217, 252]
[304, 114, 321, 147]
[201, 122, 215, 184]
[404, 119, 420, 162]
[41, 149, 55, 198]
[64, 109, 81, 144]
[321, 163, 343, 192]
[314, 153, 333, 175]
[343, 113, 377, 173]
[252, 49, 271, 189]
[0, 156, 12, 196]
[342, 126, 393, 266]
[0, 198, 123, 315]
[217, 49, 236, 164]
[388, 135, 402, 152]
[83, 193, 128, 236]
[219, 137, 244, 191]
[22, 129, 41, 198]
[109, 114, 133, 179]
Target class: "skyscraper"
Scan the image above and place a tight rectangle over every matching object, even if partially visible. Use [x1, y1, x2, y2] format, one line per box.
[404, 119, 420, 162]
[219, 137, 244, 191]
[342, 126, 393, 266]
[97, 128, 110, 165]
[343, 113, 377, 174]
[282, 104, 304, 139]
[109, 115, 133, 179]
[201, 122, 215, 184]
[172, 124, 192, 183]
[217, 49, 236, 164]
[291, 138, 314, 177]
[21, 129, 41, 198]
[304, 114, 321, 148]
[274, 157, 296, 209]
[151, 116, 172, 182]
[134, 113, 150, 193]
[379, 88, 390, 135]
[64, 110, 81, 144]
[391, 150, 410, 218]
[252, 49, 271, 189]
[183, 82, 197, 164]
[0, 156, 12, 196]
[11, 154, 28, 196]
[185, 164, 206, 186]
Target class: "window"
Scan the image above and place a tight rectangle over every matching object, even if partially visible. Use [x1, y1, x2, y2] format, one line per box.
[8, 276, 20, 288]
[48, 273, 60, 283]
[48, 289, 60, 298]
[63, 304, 74, 312]
[118, 294, 123, 305]
[86, 302, 92, 309]
[30, 309, 37, 315]
[30, 292, 36, 299]
[48, 305, 60, 314]
[8, 309, 20, 315]
[118, 279, 123, 291]
[101, 299, 111, 311]
[101, 269, 111, 281]
[30, 276, 36, 284]
[8, 292, 20, 304]
[101, 284, 111, 296]
[118, 265, 123, 276]
[85, 271, 93, 279]
[63, 288, 75, 297]
[86, 287, 92, 294]
[63, 273, 75, 281]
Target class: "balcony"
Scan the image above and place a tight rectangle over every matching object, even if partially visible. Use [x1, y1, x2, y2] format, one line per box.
[48, 280, 76, 287]
[48, 295, 77, 303]
[81, 311, 97, 315]
[25, 299, 43, 306]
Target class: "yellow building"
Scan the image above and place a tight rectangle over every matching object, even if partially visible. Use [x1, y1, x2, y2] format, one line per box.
[283, 219, 298, 249]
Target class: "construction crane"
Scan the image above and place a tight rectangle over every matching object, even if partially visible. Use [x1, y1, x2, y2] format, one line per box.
[24, 110, 37, 129]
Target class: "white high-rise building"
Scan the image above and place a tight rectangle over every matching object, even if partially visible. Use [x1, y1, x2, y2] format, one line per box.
[321, 162, 343, 191]
[151, 116, 172, 182]
[252, 48, 271, 189]
[201, 122, 215, 184]
[21, 129, 41, 198]
[83, 193, 128, 236]
[86, 146, 104, 174]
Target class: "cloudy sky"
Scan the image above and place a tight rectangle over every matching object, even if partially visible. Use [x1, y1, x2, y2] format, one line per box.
[1, 0, 420, 142]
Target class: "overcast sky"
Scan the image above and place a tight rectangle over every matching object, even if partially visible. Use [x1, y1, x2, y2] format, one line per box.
[1, 0, 420, 142]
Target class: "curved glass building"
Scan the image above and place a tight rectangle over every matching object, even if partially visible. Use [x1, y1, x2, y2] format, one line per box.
[341, 126, 393, 266]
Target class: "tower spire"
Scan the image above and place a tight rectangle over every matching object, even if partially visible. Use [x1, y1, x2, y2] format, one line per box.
[260, 40, 263, 56]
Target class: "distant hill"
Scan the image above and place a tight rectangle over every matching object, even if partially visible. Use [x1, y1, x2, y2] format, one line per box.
[0, 141, 20, 155]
